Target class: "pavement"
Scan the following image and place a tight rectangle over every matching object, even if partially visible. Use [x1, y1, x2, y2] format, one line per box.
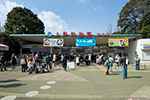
[0, 63, 150, 100]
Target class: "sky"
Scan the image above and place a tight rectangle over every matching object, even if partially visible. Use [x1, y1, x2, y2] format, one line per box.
[0, 0, 130, 34]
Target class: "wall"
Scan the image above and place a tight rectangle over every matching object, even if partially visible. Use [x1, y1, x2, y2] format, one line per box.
[125, 39, 150, 63]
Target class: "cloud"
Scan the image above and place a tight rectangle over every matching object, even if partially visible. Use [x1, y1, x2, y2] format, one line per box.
[78, 0, 89, 4]
[93, 5, 101, 11]
[0, 0, 23, 25]
[0, 0, 71, 34]
[38, 10, 69, 34]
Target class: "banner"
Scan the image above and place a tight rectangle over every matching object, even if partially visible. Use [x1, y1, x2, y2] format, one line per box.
[43, 38, 63, 47]
[108, 38, 128, 47]
[75, 39, 95, 47]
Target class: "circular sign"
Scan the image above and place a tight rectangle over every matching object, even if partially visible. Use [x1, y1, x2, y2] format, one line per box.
[47, 32, 52, 37]
[57, 39, 63, 46]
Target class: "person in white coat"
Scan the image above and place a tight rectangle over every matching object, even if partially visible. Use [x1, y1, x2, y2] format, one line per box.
[115, 54, 120, 67]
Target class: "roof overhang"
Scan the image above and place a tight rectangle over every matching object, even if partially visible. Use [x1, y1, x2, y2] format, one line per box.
[10, 34, 141, 46]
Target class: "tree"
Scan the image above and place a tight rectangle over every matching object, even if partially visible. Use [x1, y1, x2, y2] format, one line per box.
[117, 0, 150, 35]
[107, 23, 113, 34]
[0, 32, 21, 60]
[138, 13, 150, 38]
[4, 7, 45, 34]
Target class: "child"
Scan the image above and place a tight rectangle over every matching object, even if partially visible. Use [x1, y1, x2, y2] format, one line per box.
[28, 59, 34, 74]
[41, 63, 46, 73]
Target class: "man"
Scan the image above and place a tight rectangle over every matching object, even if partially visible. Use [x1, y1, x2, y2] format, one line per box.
[120, 53, 127, 79]
[115, 54, 120, 67]
[135, 55, 140, 70]
[46, 54, 52, 71]
[109, 55, 114, 72]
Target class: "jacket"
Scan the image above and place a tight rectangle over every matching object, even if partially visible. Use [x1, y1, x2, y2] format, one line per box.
[135, 57, 140, 64]
[120, 56, 127, 66]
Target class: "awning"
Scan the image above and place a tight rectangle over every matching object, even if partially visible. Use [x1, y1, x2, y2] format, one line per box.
[0, 44, 9, 51]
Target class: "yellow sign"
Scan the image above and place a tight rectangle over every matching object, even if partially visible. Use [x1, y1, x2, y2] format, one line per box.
[108, 38, 129, 47]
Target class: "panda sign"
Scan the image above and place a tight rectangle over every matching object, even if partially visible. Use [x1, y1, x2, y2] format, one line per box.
[43, 38, 63, 47]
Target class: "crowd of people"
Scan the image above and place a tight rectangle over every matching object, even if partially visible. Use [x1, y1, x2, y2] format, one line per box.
[0, 51, 141, 79]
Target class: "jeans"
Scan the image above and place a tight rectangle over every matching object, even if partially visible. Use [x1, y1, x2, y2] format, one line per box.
[122, 65, 127, 78]
[136, 64, 140, 70]
[11, 65, 15, 69]
[35, 62, 39, 73]
[46, 62, 52, 70]
[110, 63, 113, 72]
[80, 61, 83, 66]
[116, 62, 119, 66]
[21, 64, 26, 72]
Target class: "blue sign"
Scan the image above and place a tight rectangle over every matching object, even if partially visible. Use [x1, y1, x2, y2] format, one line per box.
[47, 32, 52, 37]
[75, 39, 95, 47]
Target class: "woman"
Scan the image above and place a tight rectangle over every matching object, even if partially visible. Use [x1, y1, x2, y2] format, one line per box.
[20, 57, 26, 72]
[11, 54, 17, 70]
[76, 54, 80, 66]
[104, 57, 110, 75]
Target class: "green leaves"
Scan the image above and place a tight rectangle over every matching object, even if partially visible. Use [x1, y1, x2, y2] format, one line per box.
[117, 0, 150, 38]
[0, 32, 21, 60]
[4, 7, 45, 34]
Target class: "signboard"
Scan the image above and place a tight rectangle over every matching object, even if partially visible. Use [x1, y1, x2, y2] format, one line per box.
[32, 45, 50, 52]
[67, 61, 75, 69]
[143, 44, 150, 49]
[108, 38, 128, 47]
[43, 38, 63, 47]
[51, 32, 110, 37]
[75, 39, 95, 47]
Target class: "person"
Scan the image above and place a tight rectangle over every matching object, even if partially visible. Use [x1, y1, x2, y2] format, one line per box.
[88, 54, 91, 65]
[61, 54, 64, 63]
[76, 54, 80, 66]
[109, 55, 114, 72]
[101, 54, 104, 65]
[20, 57, 26, 72]
[104, 57, 110, 75]
[11, 53, 17, 70]
[34, 53, 39, 73]
[120, 53, 127, 79]
[0, 53, 7, 71]
[26, 53, 30, 63]
[14, 53, 18, 66]
[79, 54, 84, 67]
[135, 55, 140, 70]
[52, 53, 56, 66]
[62, 55, 67, 71]
[46, 54, 52, 71]
[28, 59, 34, 74]
[115, 54, 120, 67]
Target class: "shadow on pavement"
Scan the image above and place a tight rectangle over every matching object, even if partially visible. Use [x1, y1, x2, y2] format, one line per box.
[0, 83, 27, 88]
[127, 76, 142, 78]
[0, 79, 20, 83]
[109, 71, 122, 75]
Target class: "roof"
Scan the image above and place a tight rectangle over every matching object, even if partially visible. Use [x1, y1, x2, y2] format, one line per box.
[9, 34, 141, 46]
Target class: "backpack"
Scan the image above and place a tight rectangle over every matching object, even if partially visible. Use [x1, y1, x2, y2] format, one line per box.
[46, 56, 51, 63]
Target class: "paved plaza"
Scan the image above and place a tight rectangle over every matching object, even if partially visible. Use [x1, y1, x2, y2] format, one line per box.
[0, 63, 150, 100]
